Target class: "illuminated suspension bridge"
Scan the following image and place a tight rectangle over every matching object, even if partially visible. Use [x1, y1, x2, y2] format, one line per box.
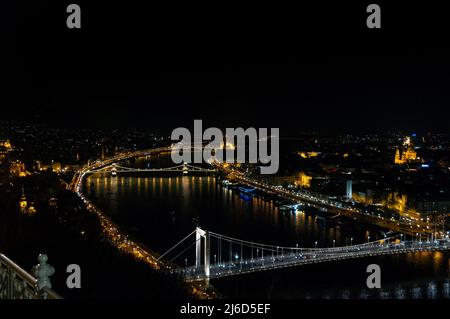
[68, 146, 215, 191]
[85, 162, 216, 175]
[159, 227, 450, 282]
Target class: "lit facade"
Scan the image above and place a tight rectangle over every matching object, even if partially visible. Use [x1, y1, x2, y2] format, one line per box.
[19, 186, 28, 213]
[295, 172, 312, 188]
[394, 136, 418, 164]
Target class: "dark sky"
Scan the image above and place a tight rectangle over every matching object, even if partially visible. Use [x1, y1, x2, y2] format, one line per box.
[5, 1, 450, 133]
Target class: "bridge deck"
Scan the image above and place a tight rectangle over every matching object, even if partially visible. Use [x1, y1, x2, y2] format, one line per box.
[176, 241, 450, 281]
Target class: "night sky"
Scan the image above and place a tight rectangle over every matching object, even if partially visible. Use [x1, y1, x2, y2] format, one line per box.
[5, 2, 450, 133]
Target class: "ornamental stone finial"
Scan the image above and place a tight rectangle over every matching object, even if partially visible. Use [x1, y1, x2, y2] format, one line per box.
[31, 254, 55, 290]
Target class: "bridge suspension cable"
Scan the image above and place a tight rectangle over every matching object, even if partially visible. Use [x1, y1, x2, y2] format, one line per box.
[156, 230, 196, 262]
[87, 162, 215, 173]
[168, 237, 202, 263]
[209, 231, 402, 252]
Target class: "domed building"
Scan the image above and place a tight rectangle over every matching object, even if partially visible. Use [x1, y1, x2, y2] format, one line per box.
[394, 136, 418, 165]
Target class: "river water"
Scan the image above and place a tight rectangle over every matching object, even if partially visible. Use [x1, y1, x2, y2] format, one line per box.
[85, 157, 450, 299]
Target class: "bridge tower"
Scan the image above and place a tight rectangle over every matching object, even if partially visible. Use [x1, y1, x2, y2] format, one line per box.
[111, 163, 117, 177]
[195, 227, 210, 278]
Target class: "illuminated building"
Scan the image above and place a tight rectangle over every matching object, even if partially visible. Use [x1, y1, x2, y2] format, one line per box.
[385, 192, 420, 220]
[394, 148, 403, 164]
[18, 186, 37, 215]
[393, 146, 417, 164]
[0, 139, 12, 151]
[35, 160, 50, 171]
[298, 151, 320, 159]
[352, 191, 370, 204]
[295, 172, 312, 188]
[34, 160, 43, 171]
[387, 192, 408, 213]
[394, 136, 418, 164]
[27, 203, 37, 215]
[404, 146, 417, 161]
[50, 161, 62, 172]
[19, 186, 28, 214]
[10, 161, 26, 176]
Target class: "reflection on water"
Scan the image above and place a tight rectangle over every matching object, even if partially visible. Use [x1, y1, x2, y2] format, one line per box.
[86, 175, 450, 299]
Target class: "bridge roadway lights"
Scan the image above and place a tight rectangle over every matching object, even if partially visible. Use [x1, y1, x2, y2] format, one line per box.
[183, 236, 450, 280]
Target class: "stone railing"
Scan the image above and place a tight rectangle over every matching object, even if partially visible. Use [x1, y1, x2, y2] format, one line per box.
[0, 253, 61, 299]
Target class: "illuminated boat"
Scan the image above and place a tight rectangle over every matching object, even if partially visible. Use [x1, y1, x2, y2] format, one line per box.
[221, 179, 238, 188]
[238, 185, 256, 196]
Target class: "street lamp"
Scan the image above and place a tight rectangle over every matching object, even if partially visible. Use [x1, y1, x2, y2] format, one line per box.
[315, 241, 318, 249]
[350, 237, 353, 246]
[333, 239, 335, 248]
